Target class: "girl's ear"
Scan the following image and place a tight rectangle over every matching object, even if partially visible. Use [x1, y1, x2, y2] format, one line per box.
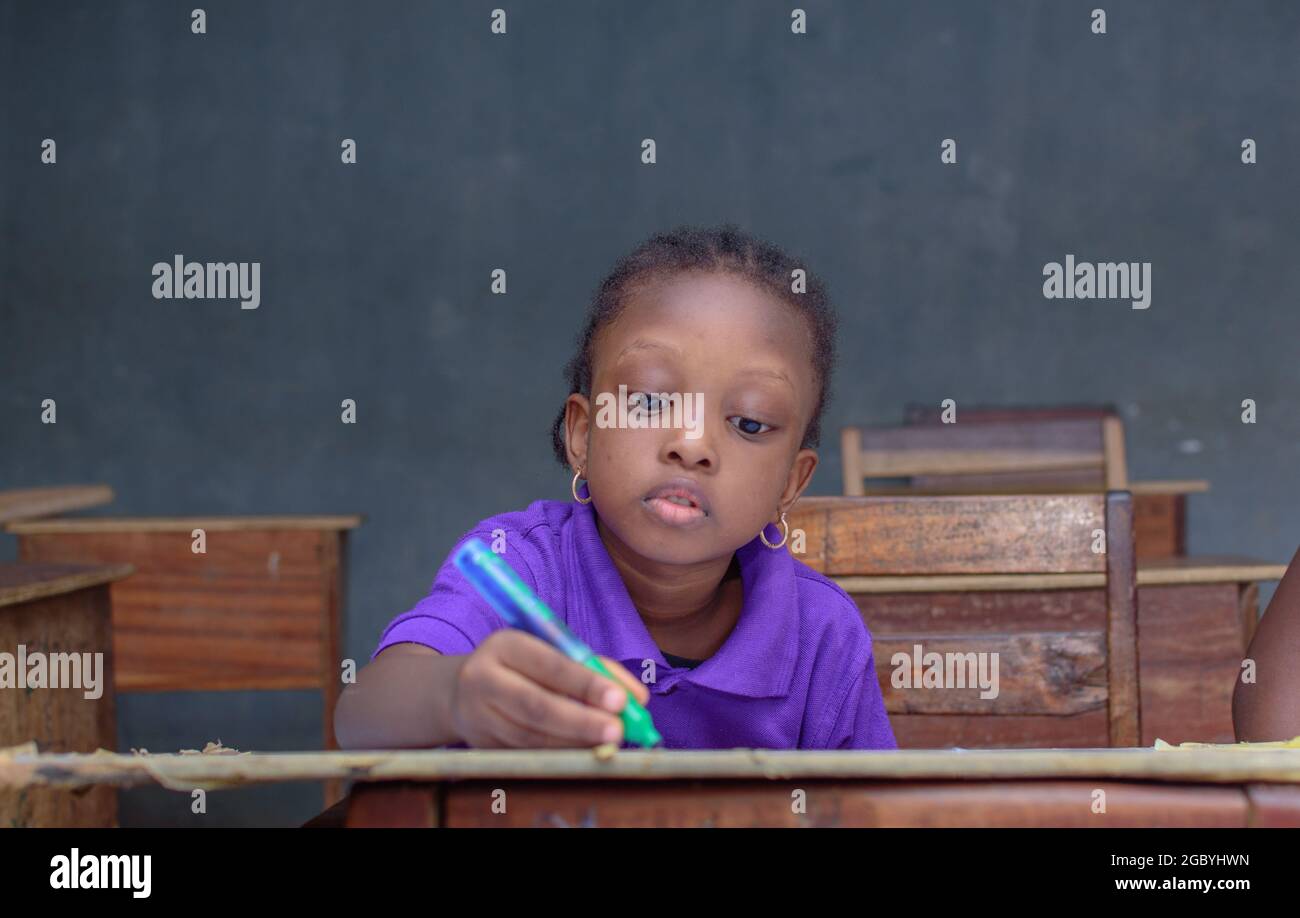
[564, 393, 592, 469]
[778, 448, 819, 514]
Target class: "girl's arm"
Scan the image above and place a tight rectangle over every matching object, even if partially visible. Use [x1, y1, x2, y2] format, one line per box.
[1232, 546, 1300, 742]
[334, 643, 465, 749]
[333, 632, 650, 750]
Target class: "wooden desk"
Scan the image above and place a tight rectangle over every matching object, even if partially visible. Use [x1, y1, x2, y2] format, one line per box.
[0, 485, 115, 525]
[0, 562, 133, 827]
[786, 491, 1284, 750]
[888, 405, 1206, 560]
[5, 516, 360, 744]
[4, 747, 1299, 828]
[827, 556, 1285, 748]
[5, 515, 362, 808]
[1130, 480, 1207, 559]
[854, 480, 1208, 560]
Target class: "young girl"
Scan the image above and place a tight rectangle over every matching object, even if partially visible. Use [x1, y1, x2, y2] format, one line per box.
[334, 224, 896, 750]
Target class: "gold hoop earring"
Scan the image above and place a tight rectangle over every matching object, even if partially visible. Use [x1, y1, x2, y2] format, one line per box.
[759, 512, 789, 550]
[571, 468, 592, 504]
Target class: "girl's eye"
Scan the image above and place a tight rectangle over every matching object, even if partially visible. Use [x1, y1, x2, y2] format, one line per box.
[729, 416, 772, 436]
[628, 391, 667, 414]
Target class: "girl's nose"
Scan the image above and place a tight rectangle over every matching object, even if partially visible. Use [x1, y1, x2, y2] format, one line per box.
[662, 428, 718, 471]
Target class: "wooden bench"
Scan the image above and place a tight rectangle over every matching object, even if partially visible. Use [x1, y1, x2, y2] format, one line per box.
[787, 495, 1286, 748]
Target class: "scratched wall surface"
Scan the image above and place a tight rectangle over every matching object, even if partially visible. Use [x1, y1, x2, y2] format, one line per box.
[1, 1, 1298, 826]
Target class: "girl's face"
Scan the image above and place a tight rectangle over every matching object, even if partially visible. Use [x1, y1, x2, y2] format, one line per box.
[564, 270, 820, 566]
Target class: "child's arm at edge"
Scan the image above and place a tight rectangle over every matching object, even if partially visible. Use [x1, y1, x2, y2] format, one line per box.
[1232, 545, 1300, 742]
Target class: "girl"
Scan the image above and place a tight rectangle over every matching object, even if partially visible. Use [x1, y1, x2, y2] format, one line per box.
[334, 224, 896, 750]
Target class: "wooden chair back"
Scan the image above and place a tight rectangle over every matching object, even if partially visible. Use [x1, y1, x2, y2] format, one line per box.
[841, 415, 1128, 494]
[787, 492, 1140, 747]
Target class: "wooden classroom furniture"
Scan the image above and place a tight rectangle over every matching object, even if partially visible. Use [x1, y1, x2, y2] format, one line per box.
[1134, 556, 1284, 744]
[348, 777, 1294, 827]
[897, 402, 1165, 486]
[788, 492, 1141, 747]
[842, 415, 1129, 491]
[842, 414, 1208, 559]
[5, 747, 1300, 828]
[903, 403, 1208, 562]
[0, 484, 115, 525]
[787, 496, 1287, 748]
[894, 405, 1207, 558]
[3, 516, 361, 760]
[0, 561, 133, 827]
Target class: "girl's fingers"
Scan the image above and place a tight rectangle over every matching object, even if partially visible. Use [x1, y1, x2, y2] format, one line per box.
[487, 664, 624, 746]
[498, 632, 639, 715]
[484, 696, 612, 749]
[596, 655, 650, 706]
[481, 699, 574, 748]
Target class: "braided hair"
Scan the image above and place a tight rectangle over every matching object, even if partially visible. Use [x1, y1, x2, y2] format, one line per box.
[550, 223, 838, 467]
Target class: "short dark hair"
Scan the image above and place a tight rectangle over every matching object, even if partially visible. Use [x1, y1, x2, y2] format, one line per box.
[550, 223, 838, 467]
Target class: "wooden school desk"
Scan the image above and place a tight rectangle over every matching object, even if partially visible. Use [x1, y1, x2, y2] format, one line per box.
[789, 492, 1144, 747]
[787, 496, 1287, 749]
[4, 515, 361, 744]
[4, 747, 1300, 828]
[843, 412, 1208, 560]
[0, 561, 133, 828]
[0, 484, 115, 525]
[832, 555, 1285, 748]
[1133, 555, 1284, 743]
[851, 480, 1208, 561]
[4, 515, 362, 806]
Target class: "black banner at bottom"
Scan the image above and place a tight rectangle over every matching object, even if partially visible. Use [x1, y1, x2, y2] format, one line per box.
[0, 827, 1280, 904]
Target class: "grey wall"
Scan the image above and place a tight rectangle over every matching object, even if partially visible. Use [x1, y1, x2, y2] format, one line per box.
[2, 0, 1297, 825]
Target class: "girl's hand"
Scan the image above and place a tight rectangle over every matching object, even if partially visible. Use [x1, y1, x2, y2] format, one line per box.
[449, 629, 651, 748]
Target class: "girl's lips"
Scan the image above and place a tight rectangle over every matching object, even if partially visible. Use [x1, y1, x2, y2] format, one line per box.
[643, 479, 710, 513]
[642, 496, 709, 527]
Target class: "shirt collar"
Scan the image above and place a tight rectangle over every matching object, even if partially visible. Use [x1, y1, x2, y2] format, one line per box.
[564, 500, 799, 699]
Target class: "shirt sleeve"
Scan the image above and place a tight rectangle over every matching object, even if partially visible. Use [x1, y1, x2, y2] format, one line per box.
[824, 652, 898, 750]
[370, 529, 541, 660]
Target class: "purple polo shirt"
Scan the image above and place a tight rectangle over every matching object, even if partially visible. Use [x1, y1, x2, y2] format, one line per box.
[372, 499, 896, 750]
